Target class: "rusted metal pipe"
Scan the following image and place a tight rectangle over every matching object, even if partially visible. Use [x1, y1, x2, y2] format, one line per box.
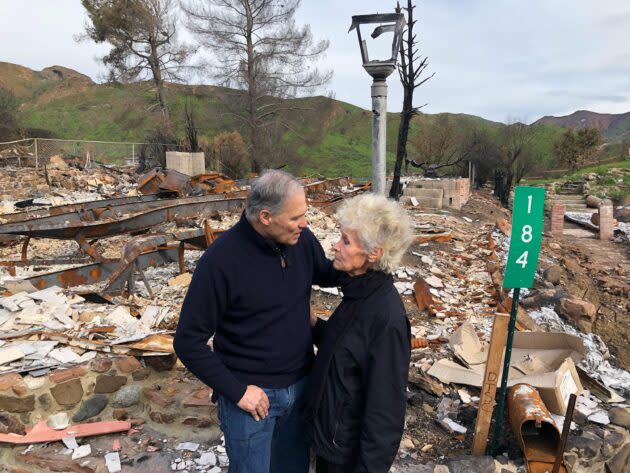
[551, 393, 577, 473]
[507, 383, 567, 473]
[20, 237, 30, 262]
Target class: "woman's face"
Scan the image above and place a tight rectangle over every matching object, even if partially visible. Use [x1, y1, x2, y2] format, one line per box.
[332, 227, 372, 276]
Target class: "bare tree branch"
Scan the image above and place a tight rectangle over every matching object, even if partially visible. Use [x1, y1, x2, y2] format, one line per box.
[181, 0, 331, 171]
[80, 0, 198, 128]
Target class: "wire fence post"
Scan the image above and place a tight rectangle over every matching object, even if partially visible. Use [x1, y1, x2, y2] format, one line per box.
[34, 138, 38, 169]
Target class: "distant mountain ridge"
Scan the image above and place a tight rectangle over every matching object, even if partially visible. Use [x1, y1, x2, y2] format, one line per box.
[533, 110, 630, 141]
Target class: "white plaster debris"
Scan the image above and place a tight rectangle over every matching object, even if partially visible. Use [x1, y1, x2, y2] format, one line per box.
[424, 275, 444, 288]
[105, 306, 145, 338]
[62, 436, 79, 450]
[218, 453, 229, 466]
[176, 441, 200, 452]
[48, 347, 82, 364]
[140, 305, 171, 328]
[588, 411, 611, 425]
[438, 417, 467, 434]
[71, 444, 91, 460]
[394, 281, 414, 295]
[312, 285, 340, 296]
[105, 452, 122, 473]
[195, 451, 217, 467]
[457, 388, 472, 404]
[0, 346, 25, 365]
[47, 412, 69, 430]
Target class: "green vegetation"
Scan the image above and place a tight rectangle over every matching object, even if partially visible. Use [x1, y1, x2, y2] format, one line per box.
[522, 159, 630, 204]
[3, 62, 626, 178]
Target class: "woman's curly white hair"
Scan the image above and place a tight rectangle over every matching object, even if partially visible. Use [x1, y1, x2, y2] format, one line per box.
[335, 194, 414, 274]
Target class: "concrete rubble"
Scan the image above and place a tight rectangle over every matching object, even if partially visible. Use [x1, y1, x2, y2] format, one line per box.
[0, 159, 628, 472]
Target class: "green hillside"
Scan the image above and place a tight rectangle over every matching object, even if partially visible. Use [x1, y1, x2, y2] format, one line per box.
[0, 61, 574, 177]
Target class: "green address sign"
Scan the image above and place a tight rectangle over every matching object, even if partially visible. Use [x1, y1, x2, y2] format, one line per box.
[503, 186, 545, 289]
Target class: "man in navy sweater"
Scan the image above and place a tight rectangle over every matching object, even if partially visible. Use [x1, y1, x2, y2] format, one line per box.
[174, 170, 342, 473]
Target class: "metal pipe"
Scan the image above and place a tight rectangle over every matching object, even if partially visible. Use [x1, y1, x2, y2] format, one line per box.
[551, 393, 577, 473]
[371, 78, 388, 195]
[489, 287, 521, 455]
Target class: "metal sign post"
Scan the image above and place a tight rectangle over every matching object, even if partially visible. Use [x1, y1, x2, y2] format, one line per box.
[489, 186, 545, 455]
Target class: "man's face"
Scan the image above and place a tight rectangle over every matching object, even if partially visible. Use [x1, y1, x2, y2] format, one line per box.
[262, 191, 308, 245]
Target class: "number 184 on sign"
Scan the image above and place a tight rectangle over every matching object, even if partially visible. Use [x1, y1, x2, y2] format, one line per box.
[503, 187, 545, 289]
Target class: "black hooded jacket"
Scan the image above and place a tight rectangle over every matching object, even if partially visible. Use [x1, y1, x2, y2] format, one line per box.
[304, 270, 411, 472]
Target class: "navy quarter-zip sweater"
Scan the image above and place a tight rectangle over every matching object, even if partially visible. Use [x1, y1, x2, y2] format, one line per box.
[174, 213, 342, 405]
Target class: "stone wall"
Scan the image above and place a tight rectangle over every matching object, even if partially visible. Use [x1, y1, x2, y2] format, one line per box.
[0, 355, 216, 436]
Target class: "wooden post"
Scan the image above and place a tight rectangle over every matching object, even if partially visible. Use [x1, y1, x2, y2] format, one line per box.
[471, 313, 509, 455]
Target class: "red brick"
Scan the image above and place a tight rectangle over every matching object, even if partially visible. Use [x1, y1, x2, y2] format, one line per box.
[49, 366, 87, 384]
[551, 202, 565, 237]
[115, 356, 141, 373]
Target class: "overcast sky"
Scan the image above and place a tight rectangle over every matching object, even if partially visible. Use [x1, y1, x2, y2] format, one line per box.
[1, 0, 629, 123]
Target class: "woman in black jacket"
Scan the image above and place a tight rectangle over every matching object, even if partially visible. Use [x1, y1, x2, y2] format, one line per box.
[304, 194, 413, 473]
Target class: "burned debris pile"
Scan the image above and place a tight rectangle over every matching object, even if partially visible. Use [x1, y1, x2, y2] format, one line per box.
[0, 160, 628, 473]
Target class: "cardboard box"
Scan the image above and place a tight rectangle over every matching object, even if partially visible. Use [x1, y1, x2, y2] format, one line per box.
[428, 322, 584, 414]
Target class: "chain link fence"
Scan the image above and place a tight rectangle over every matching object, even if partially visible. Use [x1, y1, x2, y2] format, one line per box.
[0, 138, 185, 169]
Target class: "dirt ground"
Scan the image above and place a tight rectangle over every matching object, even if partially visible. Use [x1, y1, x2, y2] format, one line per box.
[542, 225, 630, 370]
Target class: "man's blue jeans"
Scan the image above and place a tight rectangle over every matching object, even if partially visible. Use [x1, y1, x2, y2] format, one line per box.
[217, 377, 310, 473]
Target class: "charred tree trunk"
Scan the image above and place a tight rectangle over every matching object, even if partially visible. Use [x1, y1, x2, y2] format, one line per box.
[389, 0, 433, 199]
[391, 91, 413, 199]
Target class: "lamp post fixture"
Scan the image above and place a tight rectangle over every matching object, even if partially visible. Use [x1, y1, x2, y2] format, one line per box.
[349, 13, 405, 195]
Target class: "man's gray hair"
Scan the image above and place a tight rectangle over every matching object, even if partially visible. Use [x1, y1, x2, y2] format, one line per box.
[245, 169, 304, 222]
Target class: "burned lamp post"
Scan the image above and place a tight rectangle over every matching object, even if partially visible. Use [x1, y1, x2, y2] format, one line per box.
[349, 13, 405, 195]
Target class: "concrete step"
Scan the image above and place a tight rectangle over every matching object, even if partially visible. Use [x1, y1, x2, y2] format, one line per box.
[403, 187, 444, 199]
[554, 194, 586, 201]
[565, 206, 597, 213]
[401, 196, 443, 208]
